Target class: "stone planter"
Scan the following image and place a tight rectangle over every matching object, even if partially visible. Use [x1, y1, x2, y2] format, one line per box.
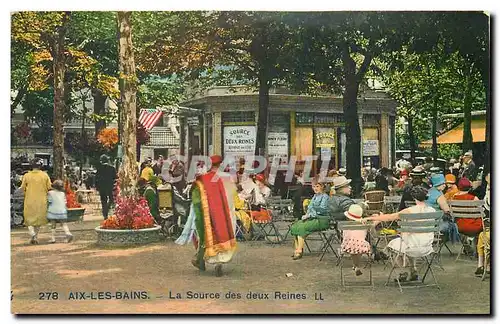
[95, 225, 161, 246]
[67, 208, 85, 222]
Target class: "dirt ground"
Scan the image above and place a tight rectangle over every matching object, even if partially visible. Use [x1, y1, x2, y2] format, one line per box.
[11, 218, 491, 315]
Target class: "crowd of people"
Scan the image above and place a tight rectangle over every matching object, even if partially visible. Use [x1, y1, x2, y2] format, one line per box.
[11, 149, 491, 279]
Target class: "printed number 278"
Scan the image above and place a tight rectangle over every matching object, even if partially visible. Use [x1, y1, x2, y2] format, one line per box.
[39, 292, 59, 300]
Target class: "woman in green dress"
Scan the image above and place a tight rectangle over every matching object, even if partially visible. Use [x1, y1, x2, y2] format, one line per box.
[290, 177, 330, 260]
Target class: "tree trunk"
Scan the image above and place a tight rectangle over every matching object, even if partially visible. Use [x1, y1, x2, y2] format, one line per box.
[462, 65, 474, 153]
[117, 11, 138, 197]
[91, 88, 107, 136]
[80, 95, 87, 181]
[483, 68, 490, 176]
[255, 75, 270, 157]
[342, 46, 366, 197]
[431, 98, 438, 161]
[407, 116, 417, 164]
[51, 13, 70, 180]
[343, 82, 362, 196]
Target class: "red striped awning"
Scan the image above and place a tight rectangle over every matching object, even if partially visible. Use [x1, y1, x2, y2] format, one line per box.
[138, 109, 163, 130]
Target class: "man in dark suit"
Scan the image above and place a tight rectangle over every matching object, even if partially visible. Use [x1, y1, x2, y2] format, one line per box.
[459, 151, 477, 181]
[95, 154, 117, 220]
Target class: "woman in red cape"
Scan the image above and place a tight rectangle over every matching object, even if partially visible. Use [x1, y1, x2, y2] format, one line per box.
[176, 155, 237, 277]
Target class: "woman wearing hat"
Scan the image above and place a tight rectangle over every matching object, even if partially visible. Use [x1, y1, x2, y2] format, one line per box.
[426, 174, 451, 214]
[398, 166, 428, 211]
[426, 173, 459, 242]
[21, 159, 52, 244]
[290, 177, 330, 260]
[444, 174, 459, 200]
[397, 169, 409, 189]
[254, 174, 271, 205]
[362, 186, 436, 281]
[341, 204, 371, 276]
[451, 178, 482, 237]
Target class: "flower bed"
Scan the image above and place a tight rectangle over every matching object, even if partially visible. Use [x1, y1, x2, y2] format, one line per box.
[95, 225, 161, 246]
[96, 181, 159, 246]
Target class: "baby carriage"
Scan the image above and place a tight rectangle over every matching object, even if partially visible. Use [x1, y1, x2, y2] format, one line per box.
[11, 195, 24, 227]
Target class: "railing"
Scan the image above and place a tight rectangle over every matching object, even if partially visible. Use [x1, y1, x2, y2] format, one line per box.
[148, 127, 180, 148]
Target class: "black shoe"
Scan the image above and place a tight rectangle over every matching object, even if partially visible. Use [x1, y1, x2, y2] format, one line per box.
[292, 252, 303, 260]
[191, 258, 206, 271]
[215, 264, 223, 277]
[355, 269, 363, 276]
[396, 272, 408, 282]
[409, 271, 419, 281]
[474, 267, 484, 276]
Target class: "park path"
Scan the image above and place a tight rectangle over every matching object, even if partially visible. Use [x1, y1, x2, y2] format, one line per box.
[10, 222, 490, 315]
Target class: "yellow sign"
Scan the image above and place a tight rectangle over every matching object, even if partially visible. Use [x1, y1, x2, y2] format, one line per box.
[315, 131, 335, 148]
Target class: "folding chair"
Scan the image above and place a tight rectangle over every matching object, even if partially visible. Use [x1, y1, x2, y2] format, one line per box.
[265, 197, 293, 243]
[250, 197, 285, 244]
[404, 201, 416, 208]
[385, 211, 443, 293]
[449, 200, 484, 262]
[364, 190, 386, 214]
[318, 220, 342, 262]
[384, 195, 402, 213]
[337, 221, 373, 289]
[273, 199, 295, 241]
[303, 228, 332, 254]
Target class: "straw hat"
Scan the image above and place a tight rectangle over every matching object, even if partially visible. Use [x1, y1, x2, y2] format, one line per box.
[344, 204, 364, 222]
[410, 166, 426, 177]
[333, 176, 352, 189]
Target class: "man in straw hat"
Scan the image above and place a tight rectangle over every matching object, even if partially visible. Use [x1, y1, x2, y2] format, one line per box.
[459, 150, 477, 180]
[328, 175, 356, 221]
[175, 155, 237, 277]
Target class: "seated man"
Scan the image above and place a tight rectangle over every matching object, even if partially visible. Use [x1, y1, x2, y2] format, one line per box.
[328, 176, 355, 221]
[138, 177, 159, 223]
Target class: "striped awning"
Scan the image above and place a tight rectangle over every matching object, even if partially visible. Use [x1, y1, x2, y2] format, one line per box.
[420, 119, 486, 147]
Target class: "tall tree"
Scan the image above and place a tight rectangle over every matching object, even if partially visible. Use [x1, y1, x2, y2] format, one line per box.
[67, 11, 119, 135]
[12, 12, 119, 178]
[51, 12, 70, 180]
[117, 11, 138, 197]
[289, 12, 414, 194]
[136, 11, 300, 156]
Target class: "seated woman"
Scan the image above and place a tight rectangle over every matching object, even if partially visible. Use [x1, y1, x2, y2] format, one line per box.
[250, 174, 273, 223]
[426, 174, 459, 243]
[290, 177, 330, 260]
[234, 184, 252, 239]
[452, 177, 482, 237]
[362, 186, 435, 282]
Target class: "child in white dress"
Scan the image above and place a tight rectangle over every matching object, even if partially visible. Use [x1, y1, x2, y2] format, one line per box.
[47, 180, 73, 243]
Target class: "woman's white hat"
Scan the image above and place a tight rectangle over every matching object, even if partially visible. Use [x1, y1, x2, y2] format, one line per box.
[344, 204, 364, 222]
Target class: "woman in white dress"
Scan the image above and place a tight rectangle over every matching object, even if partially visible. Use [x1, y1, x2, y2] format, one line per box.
[362, 186, 435, 281]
